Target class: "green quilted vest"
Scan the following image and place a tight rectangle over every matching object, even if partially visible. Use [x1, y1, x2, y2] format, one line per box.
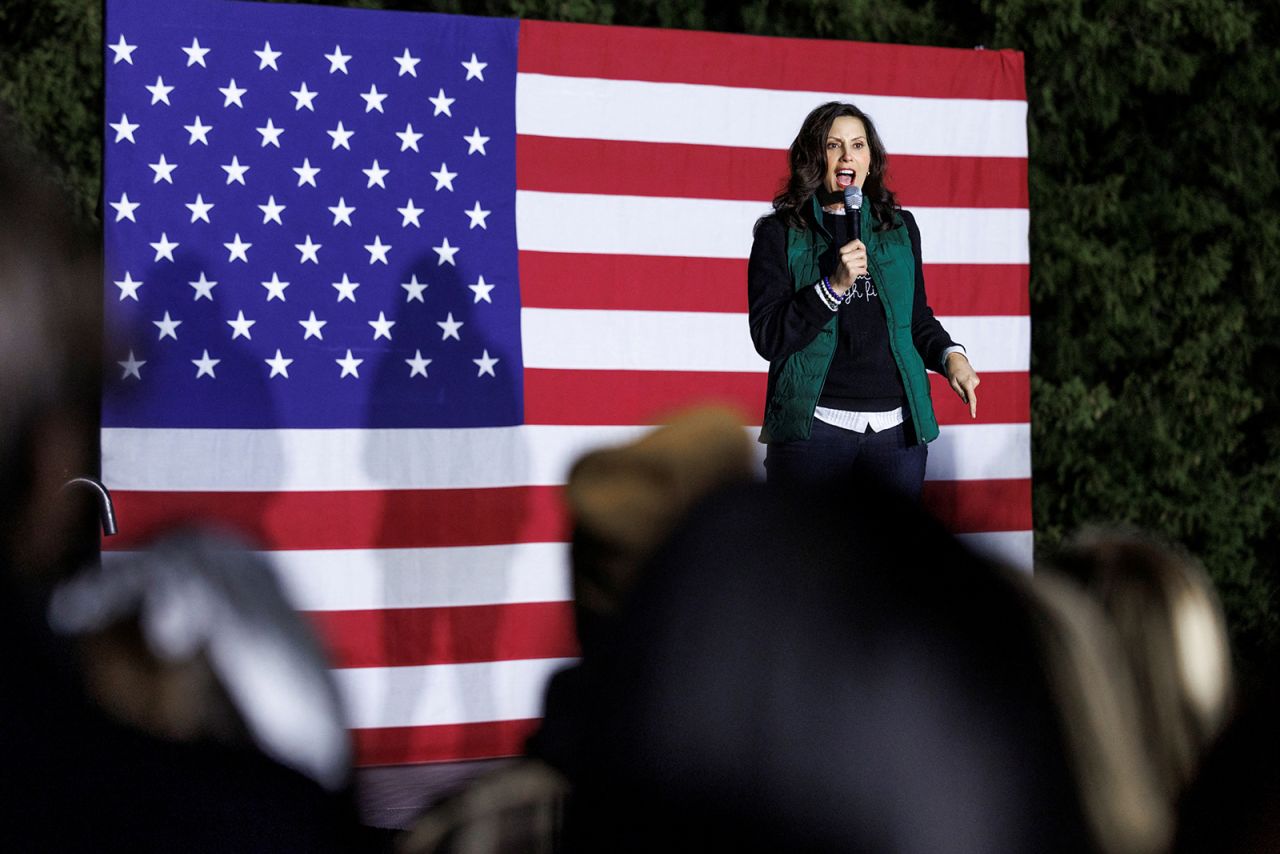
[759, 196, 941, 445]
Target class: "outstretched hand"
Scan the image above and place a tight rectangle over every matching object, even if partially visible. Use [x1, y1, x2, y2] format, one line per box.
[945, 352, 980, 419]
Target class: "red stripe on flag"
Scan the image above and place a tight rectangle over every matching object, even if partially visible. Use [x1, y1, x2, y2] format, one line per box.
[520, 252, 747, 312]
[309, 601, 578, 669]
[107, 476, 1026, 551]
[928, 371, 1030, 425]
[518, 20, 1027, 101]
[354, 719, 539, 766]
[106, 486, 570, 551]
[517, 137, 1028, 209]
[519, 251, 1029, 316]
[923, 478, 1031, 533]
[523, 369, 1028, 426]
[924, 264, 1030, 316]
[889, 155, 1028, 210]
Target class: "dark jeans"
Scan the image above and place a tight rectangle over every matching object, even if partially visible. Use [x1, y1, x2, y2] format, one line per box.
[764, 417, 929, 502]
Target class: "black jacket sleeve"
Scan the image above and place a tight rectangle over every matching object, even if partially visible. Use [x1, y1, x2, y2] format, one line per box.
[746, 215, 834, 362]
[902, 209, 961, 373]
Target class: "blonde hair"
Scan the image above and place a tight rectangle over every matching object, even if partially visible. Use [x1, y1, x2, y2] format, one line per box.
[1049, 527, 1235, 801]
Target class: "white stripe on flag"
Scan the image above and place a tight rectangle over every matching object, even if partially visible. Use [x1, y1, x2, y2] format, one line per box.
[926, 422, 1031, 482]
[103, 543, 573, 612]
[516, 73, 1029, 157]
[519, 309, 1030, 373]
[336, 657, 578, 729]
[956, 530, 1035, 572]
[103, 423, 1029, 491]
[516, 190, 1031, 263]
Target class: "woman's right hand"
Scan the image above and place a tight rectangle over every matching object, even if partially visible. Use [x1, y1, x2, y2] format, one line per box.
[830, 239, 869, 294]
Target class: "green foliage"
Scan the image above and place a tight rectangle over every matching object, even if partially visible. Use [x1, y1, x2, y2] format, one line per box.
[0, 0, 103, 224]
[986, 0, 1280, 668]
[2, 0, 1277, 669]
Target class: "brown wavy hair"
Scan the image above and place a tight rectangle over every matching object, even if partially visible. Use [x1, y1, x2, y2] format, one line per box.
[772, 101, 899, 232]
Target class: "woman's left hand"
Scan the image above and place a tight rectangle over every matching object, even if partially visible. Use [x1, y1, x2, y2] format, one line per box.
[945, 352, 980, 419]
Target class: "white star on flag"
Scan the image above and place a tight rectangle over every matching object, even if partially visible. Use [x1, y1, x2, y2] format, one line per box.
[431, 163, 456, 191]
[432, 236, 458, 266]
[110, 114, 139, 143]
[192, 350, 220, 378]
[405, 350, 431, 377]
[219, 78, 247, 108]
[332, 274, 359, 302]
[108, 34, 137, 65]
[327, 121, 354, 150]
[429, 88, 454, 116]
[224, 233, 252, 262]
[363, 160, 389, 189]
[468, 275, 495, 303]
[148, 153, 177, 184]
[361, 84, 388, 113]
[462, 53, 487, 81]
[146, 75, 174, 105]
[150, 232, 178, 262]
[153, 311, 182, 340]
[256, 118, 284, 147]
[293, 158, 320, 187]
[265, 349, 294, 378]
[261, 272, 290, 301]
[369, 311, 395, 340]
[189, 272, 217, 300]
[464, 127, 489, 155]
[221, 155, 250, 185]
[117, 349, 145, 380]
[114, 271, 143, 301]
[401, 274, 428, 302]
[184, 116, 212, 145]
[111, 192, 140, 222]
[396, 123, 423, 152]
[394, 48, 421, 77]
[336, 349, 363, 378]
[290, 82, 318, 111]
[295, 235, 322, 264]
[227, 310, 256, 339]
[324, 45, 351, 74]
[255, 40, 282, 70]
[398, 199, 424, 227]
[299, 311, 327, 340]
[473, 350, 499, 377]
[465, 201, 491, 229]
[328, 197, 355, 226]
[185, 193, 214, 223]
[364, 236, 391, 265]
[182, 37, 210, 67]
[437, 312, 463, 340]
[258, 195, 286, 224]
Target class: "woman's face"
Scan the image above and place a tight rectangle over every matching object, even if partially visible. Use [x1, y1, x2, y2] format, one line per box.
[823, 115, 872, 195]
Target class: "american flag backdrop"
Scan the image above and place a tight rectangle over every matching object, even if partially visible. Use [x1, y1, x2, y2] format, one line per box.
[101, 0, 1030, 765]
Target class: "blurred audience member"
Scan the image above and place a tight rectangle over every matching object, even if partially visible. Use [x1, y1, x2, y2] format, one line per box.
[1022, 569, 1172, 853]
[551, 475, 1102, 853]
[0, 118, 379, 852]
[563, 406, 756, 657]
[402, 408, 753, 854]
[1045, 527, 1234, 803]
[1174, 656, 1280, 852]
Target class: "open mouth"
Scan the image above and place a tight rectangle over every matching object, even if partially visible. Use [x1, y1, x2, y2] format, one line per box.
[835, 169, 856, 188]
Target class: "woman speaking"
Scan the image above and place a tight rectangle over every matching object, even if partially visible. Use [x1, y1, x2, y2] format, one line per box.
[748, 102, 980, 499]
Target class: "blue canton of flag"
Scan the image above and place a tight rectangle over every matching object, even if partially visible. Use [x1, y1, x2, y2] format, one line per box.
[103, 0, 521, 428]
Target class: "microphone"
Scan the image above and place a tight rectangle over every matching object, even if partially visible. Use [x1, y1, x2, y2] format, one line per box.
[843, 184, 863, 242]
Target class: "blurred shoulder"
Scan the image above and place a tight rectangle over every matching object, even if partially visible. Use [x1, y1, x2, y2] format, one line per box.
[753, 210, 787, 239]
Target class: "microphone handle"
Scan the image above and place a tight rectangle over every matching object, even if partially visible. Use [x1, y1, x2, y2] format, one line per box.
[844, 202, 862, 242]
